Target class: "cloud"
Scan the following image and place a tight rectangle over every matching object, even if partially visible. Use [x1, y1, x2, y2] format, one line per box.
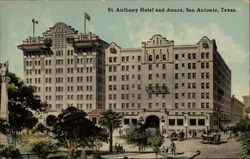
[124, 16, 249, 64]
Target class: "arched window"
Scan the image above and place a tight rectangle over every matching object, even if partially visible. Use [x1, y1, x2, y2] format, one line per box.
[109, 57, 112, 63]
[206, 52, 209, 59]
[162, 54, 166, 60]
[201, 53, 204, 59]
[156, 55, 160, 60]
[149, 55, 153, 61]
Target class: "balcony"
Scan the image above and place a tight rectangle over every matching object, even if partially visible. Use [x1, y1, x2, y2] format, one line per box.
[66, 33, 109, 53]
[17, 37, 52, 56]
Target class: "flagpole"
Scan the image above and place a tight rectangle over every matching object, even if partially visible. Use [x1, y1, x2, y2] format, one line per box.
[84, 13, 86, 34]
[33, 22, 35, 37]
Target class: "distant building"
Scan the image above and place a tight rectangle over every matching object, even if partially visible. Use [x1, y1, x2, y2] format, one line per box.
[243, 95, 250, 108]
[18, 22, 232, 133]
[231, 95, 245, 125]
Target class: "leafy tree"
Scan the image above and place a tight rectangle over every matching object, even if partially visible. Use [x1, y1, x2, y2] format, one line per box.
[147, 129, 164, 158]
[245, 107, 250, 115]
[7, 72, 48, 145]
[32, 123, 50, 134]
[32, 140, 57, 159]
[232, 118, 250, 158]
[46, 114, 58, 127]
[99, 110, 122, 152]
[122, 123, 150, 153]
[0, 146, 21, 159]
[52, 107, 107, 159]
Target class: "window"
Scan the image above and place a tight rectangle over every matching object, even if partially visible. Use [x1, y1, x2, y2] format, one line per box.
[175, 73, 178, 79]
[201, 103, 204, 108]
[201, 52, 204, 59]
[206, 52, 209, 59]
[175, 54, 179, 60]
[162, 64, 166, 69]
[190, 119, 196, 126]
[198, 119, 205, 126]
[148, 74, 152, 80]
[206, 83, 209, 89]
[193, 53, 196, 59]
[138, 56, 141, 61]
[175, 64, 178, 69]
[156, 55, 160, 60]
[163, 54, 166, 60]
[138, 65, 141, 71]
[206, 62, 209, 68]
[169, 119, 175, 126]
[177, 119, 183, 126]
[188, 53, 191, 59]
[193, 63, 196, 69]
[175, 93, 178, 99]
[175, 103, 178, 109]
[163, 74, 166, 79]
[206, 103, 209, 108]
[201, 63, 205, 69]
[206, 72, 209, 79]
[148, 103, 152, 109]
[175, 83, 178, 89]
[124, 119, 130, 125]
[149, 55, 152, 61]
[149, 65, 152, 70]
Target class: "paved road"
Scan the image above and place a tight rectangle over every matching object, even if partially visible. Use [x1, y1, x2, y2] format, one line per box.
[100, 131, 242, 159]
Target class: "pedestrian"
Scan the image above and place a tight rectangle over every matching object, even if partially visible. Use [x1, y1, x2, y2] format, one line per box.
[170, 140, 176, 156]
[165, 146, 169, 154]
[192, 130, 195, 138]
[189, 130, 192, 137]
[119, 129, 122, 137]
[161, 146, 165, 154]
[194, 131, 197, 138]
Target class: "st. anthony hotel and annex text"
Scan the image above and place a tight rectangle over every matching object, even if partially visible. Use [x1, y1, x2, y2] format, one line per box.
[17, 22, 231, 134]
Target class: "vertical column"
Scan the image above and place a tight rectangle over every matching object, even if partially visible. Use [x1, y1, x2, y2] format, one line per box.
[0, 62, 9, 145]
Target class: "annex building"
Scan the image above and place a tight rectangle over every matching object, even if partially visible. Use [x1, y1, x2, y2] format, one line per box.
[18, 22, 231, 133]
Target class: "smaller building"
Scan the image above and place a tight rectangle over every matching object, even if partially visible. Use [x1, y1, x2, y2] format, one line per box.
[231, 95, 245, 125]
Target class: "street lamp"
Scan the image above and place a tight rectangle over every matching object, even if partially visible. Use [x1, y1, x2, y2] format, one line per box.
[206, 122, 209, 136]
[184, 123, 188, 139]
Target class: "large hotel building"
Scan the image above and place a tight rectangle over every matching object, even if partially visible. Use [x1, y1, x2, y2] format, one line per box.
[18, 22, 231, 133]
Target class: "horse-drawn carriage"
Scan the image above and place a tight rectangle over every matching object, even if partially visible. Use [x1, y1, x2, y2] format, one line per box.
[169, 132, 185, 141]
[201, 134, 221, 144]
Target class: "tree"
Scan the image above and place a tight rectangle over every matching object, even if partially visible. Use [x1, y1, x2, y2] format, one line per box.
[7, 72, 48, 145]
[20, 130, 57, 159]
[122, 123, 150, 153]
[46, 115, 57, 127]
[245, 107, 250, 116]
[99, 110, 122, 152]
[232, 118, 250, 158]
[32, 123, 50, 134]
[32, 140, 57, 159]
[147, 129, 164, 158]
[52, 107, 107, 158]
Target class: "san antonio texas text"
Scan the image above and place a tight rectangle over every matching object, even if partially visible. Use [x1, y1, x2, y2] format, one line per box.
[108, 7, 237, 13]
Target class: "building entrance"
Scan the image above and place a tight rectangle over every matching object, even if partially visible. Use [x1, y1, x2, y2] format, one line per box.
[145, 115, 160, 128]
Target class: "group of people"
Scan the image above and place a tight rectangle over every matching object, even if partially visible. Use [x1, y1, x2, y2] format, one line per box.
[161, 140, 176, 156]
[189, 130, 198, 138]
[114, 142, 124, 152]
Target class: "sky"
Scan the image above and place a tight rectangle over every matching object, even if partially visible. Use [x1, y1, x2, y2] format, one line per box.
[0, 0, 249, 101]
